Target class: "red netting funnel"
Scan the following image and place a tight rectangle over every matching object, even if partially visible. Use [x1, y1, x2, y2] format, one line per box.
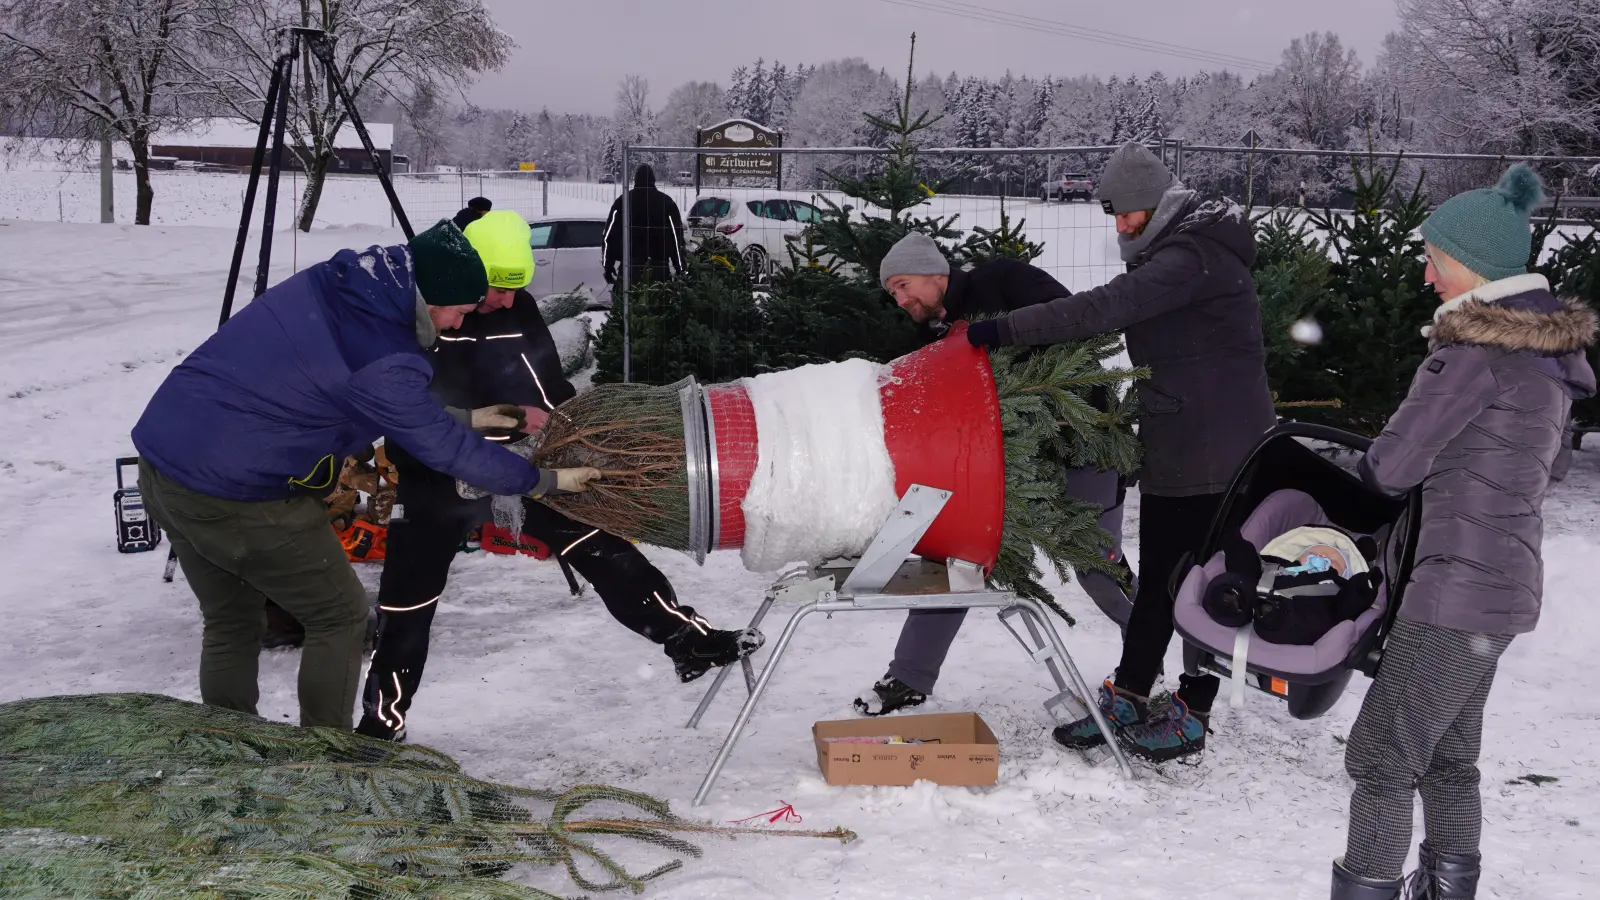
[702, 324, 1005, 571]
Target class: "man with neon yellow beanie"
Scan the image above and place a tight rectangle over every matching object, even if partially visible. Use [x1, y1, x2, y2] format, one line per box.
[357, 207, 764, 742]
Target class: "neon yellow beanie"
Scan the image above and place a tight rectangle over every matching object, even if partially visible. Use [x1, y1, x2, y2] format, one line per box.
[462, 209, 535, 290]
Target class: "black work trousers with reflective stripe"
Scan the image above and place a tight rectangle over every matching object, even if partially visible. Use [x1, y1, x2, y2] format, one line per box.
[360, 459, 701, 732]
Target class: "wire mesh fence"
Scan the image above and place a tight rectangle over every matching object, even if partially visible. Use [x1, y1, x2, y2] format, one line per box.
[601, 141, 1600, 382]
[390, 170, 555, 228]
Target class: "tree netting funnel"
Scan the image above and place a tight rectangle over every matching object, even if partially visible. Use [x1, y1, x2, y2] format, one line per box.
[534, 332, 1007, 571]
[706, 332, 1005, 570]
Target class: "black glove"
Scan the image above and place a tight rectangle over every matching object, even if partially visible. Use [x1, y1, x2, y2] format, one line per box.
[603, 266, 617, 285]
[966, 318, 1004, 348]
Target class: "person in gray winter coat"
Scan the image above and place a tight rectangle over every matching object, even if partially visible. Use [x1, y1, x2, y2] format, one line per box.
[966, 142, 1277, 762]
[1331, 165, 1596, 900]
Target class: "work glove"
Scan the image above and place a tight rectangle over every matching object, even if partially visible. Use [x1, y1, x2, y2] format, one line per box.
[554, 467, 603, 494]
[965, 318, 1005, 348]
[470, 404, 527, 432]
[603, 266, 617, 285]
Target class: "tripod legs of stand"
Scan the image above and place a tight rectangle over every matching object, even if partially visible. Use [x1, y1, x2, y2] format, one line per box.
[685, 594, 774, 730]
[688, 592, 1135, 807]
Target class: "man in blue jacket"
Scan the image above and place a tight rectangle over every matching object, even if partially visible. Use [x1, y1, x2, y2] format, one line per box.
[132, 219, 600, 730]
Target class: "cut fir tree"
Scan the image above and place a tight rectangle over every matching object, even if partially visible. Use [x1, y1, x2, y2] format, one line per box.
[530, 328, 1143, 624]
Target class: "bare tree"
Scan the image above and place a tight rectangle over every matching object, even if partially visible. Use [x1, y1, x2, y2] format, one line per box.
[1386, 0, 1592, 154]
[195, 0, 513, 231]
[657, 80, 726, 172]
[0, 0, 213, 223]
[1263, 32, 1364, 149]
[612, 74, 657, 172]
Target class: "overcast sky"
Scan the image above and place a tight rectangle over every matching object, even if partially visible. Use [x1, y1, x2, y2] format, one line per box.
[471, 0, 1399, 116]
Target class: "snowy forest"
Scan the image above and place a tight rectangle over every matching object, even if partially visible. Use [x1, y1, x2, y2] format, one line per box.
[4, 0, 1600, 214]
[400, 0, 1600, 190]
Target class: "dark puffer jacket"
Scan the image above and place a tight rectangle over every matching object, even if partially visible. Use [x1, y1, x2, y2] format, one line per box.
[1360, 275, 1597, 635]
[601, 165, 686, 276]
[992, 196, 1277, 496]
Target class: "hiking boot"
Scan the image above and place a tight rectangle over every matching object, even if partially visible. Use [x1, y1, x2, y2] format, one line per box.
[664, 624, 765, 683]
[1117, 692, 1209, 762]
[355, 713, 406, 743]
[853, 675, 928, 717]
[1331, 858, 1402, 900]
[1404, 842, 1480, 899]
[1052, 680, 1146, 749]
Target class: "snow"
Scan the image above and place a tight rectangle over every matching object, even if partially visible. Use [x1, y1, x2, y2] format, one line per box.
[153, 118, 395, 151]
[738, 359, 897, 572]
[2, 210, 1597, 897]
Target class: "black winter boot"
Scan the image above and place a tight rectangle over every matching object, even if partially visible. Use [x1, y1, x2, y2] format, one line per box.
[854, 674, 928, 717]
[1404, 842, 1480, 899]
[664, 624, 765, 683]
[1331, 859, 1402, 900]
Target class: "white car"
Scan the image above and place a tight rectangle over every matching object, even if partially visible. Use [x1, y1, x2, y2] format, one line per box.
[685, 193, 826, 280]
[528, 216, 613, 310]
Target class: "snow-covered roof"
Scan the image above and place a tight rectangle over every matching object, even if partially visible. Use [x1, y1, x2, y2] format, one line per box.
[153, 118, 394, 151]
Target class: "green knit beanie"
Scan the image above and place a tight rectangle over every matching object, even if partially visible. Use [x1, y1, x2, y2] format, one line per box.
[1420, 164, 1544, 281]
[407, 219, 489, 306]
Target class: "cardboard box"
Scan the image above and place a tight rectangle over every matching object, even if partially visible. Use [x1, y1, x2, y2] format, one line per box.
[812, 712, 998, 787]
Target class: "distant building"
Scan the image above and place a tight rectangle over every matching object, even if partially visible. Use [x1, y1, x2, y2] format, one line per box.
[149, 119, 395, 173]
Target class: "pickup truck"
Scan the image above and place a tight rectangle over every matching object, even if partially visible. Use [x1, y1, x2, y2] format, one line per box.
[1041, 173, 1095, 203]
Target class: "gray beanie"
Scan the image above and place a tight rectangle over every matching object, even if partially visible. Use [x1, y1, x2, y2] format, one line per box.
[879, 232, 950, 288]
[1097, 142, 1176, 215]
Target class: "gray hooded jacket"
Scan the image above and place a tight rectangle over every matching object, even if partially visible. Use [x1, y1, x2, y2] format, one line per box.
[1360, 274, 1597, 635]
[993, 190, 1277, 496]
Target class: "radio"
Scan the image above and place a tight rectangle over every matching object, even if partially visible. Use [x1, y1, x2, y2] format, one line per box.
[114, 457, 163, 553]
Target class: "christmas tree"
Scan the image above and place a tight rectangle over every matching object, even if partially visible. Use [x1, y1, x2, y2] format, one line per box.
[1271, 156, 1435, 434]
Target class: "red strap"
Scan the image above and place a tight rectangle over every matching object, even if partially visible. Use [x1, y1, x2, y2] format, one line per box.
[729, 801, 801, 825]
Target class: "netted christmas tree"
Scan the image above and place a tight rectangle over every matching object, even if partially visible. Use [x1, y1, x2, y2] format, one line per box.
[0, 694, 850, 899]
[539, 36, 1145, 622]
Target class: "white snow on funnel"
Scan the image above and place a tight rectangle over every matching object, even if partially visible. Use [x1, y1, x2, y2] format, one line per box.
[739, 359, 898, 572]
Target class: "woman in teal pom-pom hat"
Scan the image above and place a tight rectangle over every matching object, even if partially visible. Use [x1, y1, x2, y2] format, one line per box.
[1328, 165, 1597, 899]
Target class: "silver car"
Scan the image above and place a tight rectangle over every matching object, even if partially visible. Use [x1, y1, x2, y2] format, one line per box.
[529, 216, 614, 310]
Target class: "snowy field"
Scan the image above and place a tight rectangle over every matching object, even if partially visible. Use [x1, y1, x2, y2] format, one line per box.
[2, 198, 1597, 898]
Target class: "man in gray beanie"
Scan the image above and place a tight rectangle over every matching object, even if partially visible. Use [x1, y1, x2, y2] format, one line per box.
[963, 141, 1276, 764]
[854, 231, 1138, 717]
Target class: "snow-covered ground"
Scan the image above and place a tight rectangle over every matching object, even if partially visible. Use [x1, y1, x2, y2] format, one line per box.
[3, 208, 1597, 899]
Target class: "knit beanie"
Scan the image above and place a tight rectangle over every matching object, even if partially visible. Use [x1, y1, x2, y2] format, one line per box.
[1420, 164, 1544, 281]
[879, 232, 950, 289]
[408, 219, 489, 306]
[463, 209, 535, 290]
[1096, 142, 1176, 215]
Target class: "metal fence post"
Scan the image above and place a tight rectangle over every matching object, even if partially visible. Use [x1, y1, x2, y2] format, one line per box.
[621, 143, 632, 384]
[542, 173, 548, 216]
[458, 172, 464, 209]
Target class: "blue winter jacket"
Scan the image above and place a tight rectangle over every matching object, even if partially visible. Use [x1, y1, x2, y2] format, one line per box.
[132, 244, 548, 502]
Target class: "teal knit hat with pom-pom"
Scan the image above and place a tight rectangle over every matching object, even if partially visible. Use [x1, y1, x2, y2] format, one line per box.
[1420, 164, 1545, 281]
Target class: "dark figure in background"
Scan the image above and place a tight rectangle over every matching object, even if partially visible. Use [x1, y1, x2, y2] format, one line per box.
[356, 206, 761, 743]
[601, 164, 686, 286]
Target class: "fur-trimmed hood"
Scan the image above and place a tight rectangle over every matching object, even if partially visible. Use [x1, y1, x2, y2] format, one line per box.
[1427, 274, 1598, 355]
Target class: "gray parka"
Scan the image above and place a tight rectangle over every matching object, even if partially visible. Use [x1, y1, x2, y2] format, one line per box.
[1360, 274, 1597, 635]
[992, 194, 1277, 496]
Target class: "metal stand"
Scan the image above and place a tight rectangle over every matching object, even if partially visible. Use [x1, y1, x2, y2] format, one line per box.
[687, 485, 1135, 806]
[163, 26, 414, 584]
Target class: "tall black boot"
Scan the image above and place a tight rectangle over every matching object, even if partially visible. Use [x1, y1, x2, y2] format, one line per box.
[1331, 859, 1402, 900]
[1404, 842, 1480, 899]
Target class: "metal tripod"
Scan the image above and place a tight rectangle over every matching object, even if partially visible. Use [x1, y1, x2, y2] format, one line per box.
[684, 484, 1136, 806]
[163, 26, 412, 583]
